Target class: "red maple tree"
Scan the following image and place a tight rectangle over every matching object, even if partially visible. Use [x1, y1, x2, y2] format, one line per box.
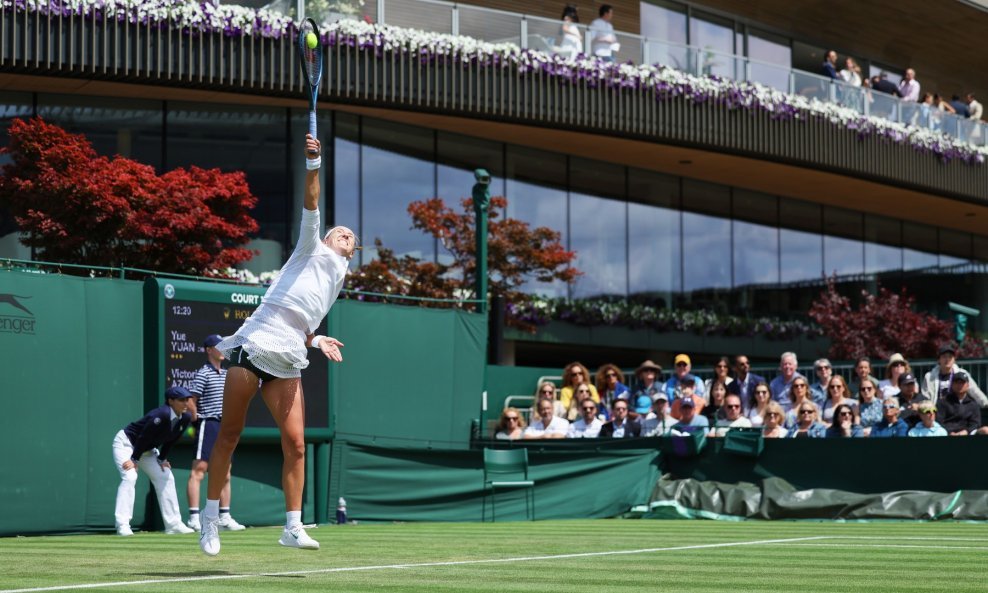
[0, 118, 258, 274]
[346, 196, 579, 325]
[808, 277, 985, 359]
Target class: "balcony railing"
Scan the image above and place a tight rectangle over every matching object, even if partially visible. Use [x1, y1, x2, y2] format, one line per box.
[278, 0, 988, 148]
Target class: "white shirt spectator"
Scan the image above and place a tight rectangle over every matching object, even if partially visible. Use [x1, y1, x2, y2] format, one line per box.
[898, 78, 920, 102]
[567, 417, 603, 438]
[589, 17, 617, 59]
[523, 416, 570, 438]
[969, 98, 983, 120]
[642, 415, 674, 437]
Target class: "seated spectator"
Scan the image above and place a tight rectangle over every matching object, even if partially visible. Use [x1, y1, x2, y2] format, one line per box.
[631, 360, 664, 409]
[669, 397, 709, 434]
[710, 394, 752, 437]
[896, 373, 928, 427]
[870, 398, 909, 438]
[559, 362, 599, 410]
[599, 399, 641, 438]
[761, 401, 787, 438]
[531, 380, 566, 420]
[746, 382, 772, 428]
[494, 407, 526, 440]
[786, 402, 827, 438]
[523, 398, 569, 439]
[670, 374, 706, 419]
[728, 354, 765, 403]
[701, 379, 728, 425]
[856, 378, 883, 436]
[922, 344, 988, 407]
[821, 375, 858, 425]
[784, 377, 813, 428]
[826, 403, 864, 438]
[908, 402, 948, 437]
[567, 399, 603, 438]
[641, 394, 673, 437]
[704, 356, 733, 395]
[595, 363, 629, 411]
[809, 358, 832, 408]
[565, 382, 596, 422]
[769, 352, 803, 410]
[937, 372, 985, 436]
[878, 353, 910, 398]
[850, 357, 880, 397]
[665, 354, 706, 401]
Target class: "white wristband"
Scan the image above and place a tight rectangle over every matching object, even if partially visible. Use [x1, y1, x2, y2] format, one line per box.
[306, 156, 322, 170]
[310, 335, 327, 349]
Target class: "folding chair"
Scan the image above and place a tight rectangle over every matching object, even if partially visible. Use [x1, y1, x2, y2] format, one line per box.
[482, 448, 535, 522]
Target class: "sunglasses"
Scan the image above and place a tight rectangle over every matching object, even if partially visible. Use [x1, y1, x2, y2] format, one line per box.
[838, 411, 853, 417]
[582, 406, 596, 411]
[921, 409, 935, 414]
[816, 366, 831, 370]
[861, 387, 875, 392]
[606, 372, 617, 377]
[506, 416, 519, 421]
[799, 409, 815, 415]
[614, 406, 628, 411]
[577, 389, 590, 394]
[883, 405, 899, 410]
[725, 404, 741, 409]
[541, 389, 555, 394]
[675, 362, 688, 367]
[755, 390, 769, 395]
[891, 361, 906, 367]
[766, 412, 781, 417]
[793, 383, 807, 388]
[829, 385, 844, 390]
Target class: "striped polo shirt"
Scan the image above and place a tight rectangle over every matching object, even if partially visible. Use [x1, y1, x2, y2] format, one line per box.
[191, 363, 226, 419]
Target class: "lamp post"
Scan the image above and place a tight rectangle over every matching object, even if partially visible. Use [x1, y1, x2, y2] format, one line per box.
[472, 168, 491, 314]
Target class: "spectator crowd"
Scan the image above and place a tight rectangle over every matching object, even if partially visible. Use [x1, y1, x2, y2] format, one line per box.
[494, 345, 988, 441]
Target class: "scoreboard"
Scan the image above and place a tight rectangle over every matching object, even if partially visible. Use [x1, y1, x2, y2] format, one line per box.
[144, 278, 329, 432]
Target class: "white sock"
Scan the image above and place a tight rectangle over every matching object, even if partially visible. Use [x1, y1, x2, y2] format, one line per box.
[286, 510, 302, 529]
[204, 499, 220, 518]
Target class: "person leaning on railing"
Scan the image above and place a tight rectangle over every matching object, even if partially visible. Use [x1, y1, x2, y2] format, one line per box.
[921, 345, 988, 408]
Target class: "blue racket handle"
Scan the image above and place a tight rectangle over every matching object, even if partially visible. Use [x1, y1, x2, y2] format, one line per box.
[308, 110, 318, 153]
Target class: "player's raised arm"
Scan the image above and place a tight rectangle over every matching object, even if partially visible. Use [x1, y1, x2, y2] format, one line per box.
[304, 134, 321, 212]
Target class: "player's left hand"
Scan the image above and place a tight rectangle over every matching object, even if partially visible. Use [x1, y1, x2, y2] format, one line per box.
[318, 336, 344, 362]
[158, 459, 171, 471]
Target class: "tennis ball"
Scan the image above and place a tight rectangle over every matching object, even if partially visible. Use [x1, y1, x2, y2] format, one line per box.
[305, 32, 318, 50]
[185, 426, 195, 438]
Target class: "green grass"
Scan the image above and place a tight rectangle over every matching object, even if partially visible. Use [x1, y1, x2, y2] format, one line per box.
[2, 520, 987, 592]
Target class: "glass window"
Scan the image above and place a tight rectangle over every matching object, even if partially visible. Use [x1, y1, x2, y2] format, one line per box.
[823, 208, 863, 277]
[333, 113, 361, 264]
[733, 189, 777, 225]
[505, 146, 567, 297]
[570, 192, 628, 298]
[683, 212, 731, 292]
[734, 220, 779, 287]
[780, 200, 822, 284]
[641, 1, 688, 71]
[973, 236, 988, 263]
[903, 222, 938, 271]
[682, 178, 729, 217]
[38, 94, 162, 170]
[628, 169, 680, 301]
[570, 157, 625, 201]
[360, 117, 436, 263]
[864, 215, 902, 274]
[690, 13, 736, 79]
[747, 30, 791, 92]
[437, 132, 504, 268]
[167, 102, 289, 255]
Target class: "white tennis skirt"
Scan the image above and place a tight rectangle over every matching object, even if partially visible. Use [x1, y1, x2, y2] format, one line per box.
[216, 303, 310, 379]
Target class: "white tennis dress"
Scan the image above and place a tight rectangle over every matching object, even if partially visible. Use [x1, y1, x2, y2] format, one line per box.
[217, 208, 349, 379]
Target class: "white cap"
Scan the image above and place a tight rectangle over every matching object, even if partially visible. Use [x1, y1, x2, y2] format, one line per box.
[337, 497, 346, 507]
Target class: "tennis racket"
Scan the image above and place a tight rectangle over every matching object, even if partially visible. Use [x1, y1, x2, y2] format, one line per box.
[297, 17, 323, 155]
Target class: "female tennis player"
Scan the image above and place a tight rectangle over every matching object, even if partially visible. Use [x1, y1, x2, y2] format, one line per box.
[199, 135, 357, 556]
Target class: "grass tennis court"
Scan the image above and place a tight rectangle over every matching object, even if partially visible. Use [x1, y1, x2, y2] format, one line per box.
[2, 520, 986, 593]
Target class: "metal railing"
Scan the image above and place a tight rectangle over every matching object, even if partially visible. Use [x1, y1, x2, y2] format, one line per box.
[285, 0, 988, 148]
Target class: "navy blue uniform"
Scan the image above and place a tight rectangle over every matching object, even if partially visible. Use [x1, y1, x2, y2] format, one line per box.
[122, 404, 192, 463]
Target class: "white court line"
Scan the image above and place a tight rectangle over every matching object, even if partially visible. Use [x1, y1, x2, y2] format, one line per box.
[814, 536, 988, 542]
[0, 536, 831, 593]
[779, 543, 988, 551]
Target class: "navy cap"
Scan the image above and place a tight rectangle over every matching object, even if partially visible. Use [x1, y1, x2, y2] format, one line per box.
[680, 397, 696, 407]
[953, 372, 970, 383]
[939, 344, 957, 356]
[900, 373, 917, 385]
[165, 386, 193, 400]
[680, 374, 697, 385]
[204, 334, 223, 348]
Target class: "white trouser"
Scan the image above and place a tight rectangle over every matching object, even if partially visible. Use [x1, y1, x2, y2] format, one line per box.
[112, 430, 184, 530]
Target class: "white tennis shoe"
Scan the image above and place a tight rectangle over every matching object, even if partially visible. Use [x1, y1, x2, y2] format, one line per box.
[218, 515, 246, 531]
[279, 525, 319, 550]
[116, 525, 133, 537]
[187, 515, 201, 531]
[199, 515, 221, 556]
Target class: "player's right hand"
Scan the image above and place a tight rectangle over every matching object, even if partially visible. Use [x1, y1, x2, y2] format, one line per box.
[305, 134, 321, 157]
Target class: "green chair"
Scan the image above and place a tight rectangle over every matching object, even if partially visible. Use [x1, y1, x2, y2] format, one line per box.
[483, 448, 535, 522]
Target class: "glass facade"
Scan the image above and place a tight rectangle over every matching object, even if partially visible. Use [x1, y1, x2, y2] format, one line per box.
[0, 92, 984, 332]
